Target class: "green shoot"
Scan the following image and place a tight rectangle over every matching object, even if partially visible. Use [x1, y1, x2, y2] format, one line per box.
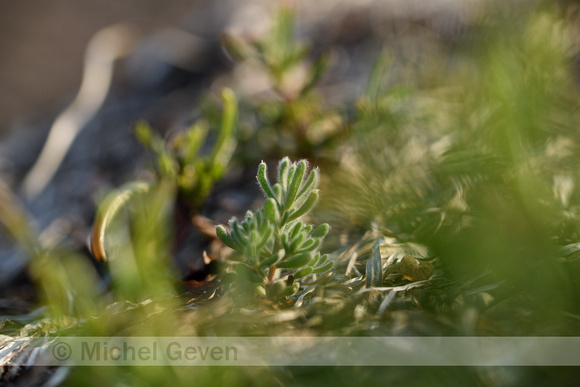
[134, 88, 238, 208]
[216, 157, 333, 299]
[222, 7, 343, 158]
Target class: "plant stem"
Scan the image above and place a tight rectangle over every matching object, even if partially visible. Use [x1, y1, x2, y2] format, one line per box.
[268, 267, 277, 283]
[267, 226, 283, 284]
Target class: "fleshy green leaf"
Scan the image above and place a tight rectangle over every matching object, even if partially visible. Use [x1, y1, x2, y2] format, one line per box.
[278, 157, 290, 191]
[311, 223, 330, 239]
[295, 168, 319, 204]
[216, 225, 239, 251]
[286, 165, 296, 188]
[230, 219, 248, 248]
[255, 285, 267, 297]
[273, 183, 283, 204]
[294, 266, 313, 279]
[296, 239, 320, 254]
[276, 252, 312, 269]
[234, 263, 264, 284]
[286, 191, 319, 223]
[257, 225, 273, 249]
[292, 233, 306, 250]
[259, 250, 284, 268]
[277, 282, 300, 298]
[263, 198, 280, 224]
[267, 280, 287, 299]
[312, 261, 334, 274]
[285, 160, 307, 209]
[290, 222, 302, 240]
[257, 161, 277, 200]
[309, 253, 321, 267]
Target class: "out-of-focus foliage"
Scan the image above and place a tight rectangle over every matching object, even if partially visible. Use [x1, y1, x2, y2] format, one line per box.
[329, 2, 580, 310]
[134, 88, 238, 208]
[91, 88, 237, 262]
[223, 7, 344, 158]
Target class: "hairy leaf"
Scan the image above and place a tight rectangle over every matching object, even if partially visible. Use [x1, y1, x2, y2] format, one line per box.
[311, 223, 330, 239]
[312, 261, 334, 274]
[285, 160, 307, 209]
[286, 191, 319, 223]
[294, 266, 313, 279]
[216, 225, 239, 251]
[276, 252, 312, 269]
[257, 161, 276, 200]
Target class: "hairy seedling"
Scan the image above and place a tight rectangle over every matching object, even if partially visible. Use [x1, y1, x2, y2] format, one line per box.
[216, 157, 333, 299]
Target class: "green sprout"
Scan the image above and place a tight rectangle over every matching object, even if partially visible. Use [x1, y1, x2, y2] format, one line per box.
[216, 157, 333, 299]
[134, 88, 238, 208]
[91, 89, 238, 263]
[222, 7, 343, 158]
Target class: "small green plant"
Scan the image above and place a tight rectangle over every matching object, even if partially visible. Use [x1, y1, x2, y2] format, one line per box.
[224, 8, 326, 101]
[92, 89, 238, 262]
[216, 157, 333, 299]
[223, 7, 343, 158]
[134, 88, 237, 209]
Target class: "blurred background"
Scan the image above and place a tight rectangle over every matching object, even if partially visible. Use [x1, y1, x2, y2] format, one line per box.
[0, 0, 197, 133]
[0, 0, 474, 281]
[0, 0, 474, 133]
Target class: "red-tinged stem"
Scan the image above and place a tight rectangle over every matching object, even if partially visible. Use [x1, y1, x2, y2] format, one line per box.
[268, 267, 277, 284]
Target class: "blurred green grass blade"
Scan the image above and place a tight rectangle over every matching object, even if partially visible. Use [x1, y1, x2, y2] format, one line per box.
[209, 88, 238, 173]
[0, 179, 39, 254]
[91, 181, 152, 262]
[365, 50, 392, 103]
[181, 120, 209, 165]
